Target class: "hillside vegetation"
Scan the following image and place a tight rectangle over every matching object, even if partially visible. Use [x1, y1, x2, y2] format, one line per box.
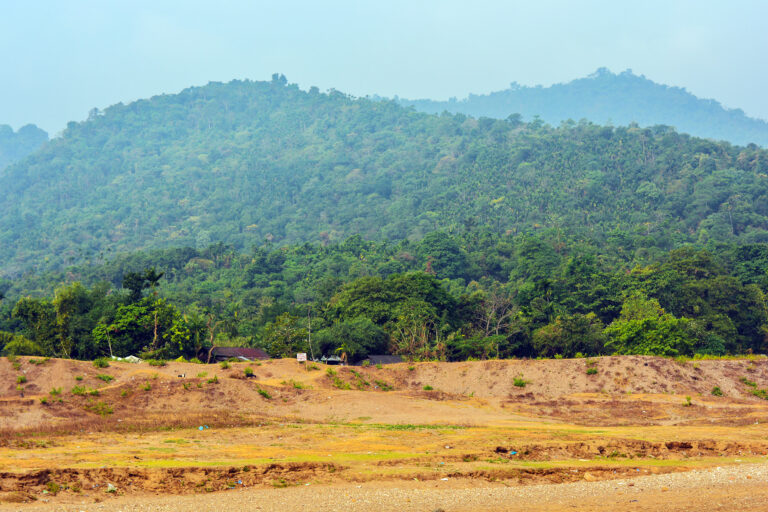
[401, 68, 768, 146]
[1, 75, 768, 277]
[0, 123, 48, 171]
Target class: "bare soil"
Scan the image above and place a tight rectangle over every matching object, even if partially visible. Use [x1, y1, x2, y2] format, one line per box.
[1, 355, 768, 510]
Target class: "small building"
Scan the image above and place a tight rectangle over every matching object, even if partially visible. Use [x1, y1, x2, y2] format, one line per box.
[200, 346, 270, 363]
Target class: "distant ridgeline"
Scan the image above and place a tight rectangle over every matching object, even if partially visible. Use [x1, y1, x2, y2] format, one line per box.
[1, 75, 768, 277]
[400, 69, 768, 147]
[0, 124, 48, 171]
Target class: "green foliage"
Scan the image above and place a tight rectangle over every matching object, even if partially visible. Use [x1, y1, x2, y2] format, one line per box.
[586, 367, 598, 375]
[147, 359, 166, 367]
[711, 386, 723, 396]
[257, 387, 271, 399]
[96, 374, 114, 382]
[219, 361, 230, 369]
[244, 367, 254, 377]
[93, 357, 110, 368]
[313, 317, 388, 362]
[85, 400, 113, 416]
[422, 385, 433, 391]
[513, 376, 528, 388]
[0, 123, 48, 171]
[16, 375, 26, 384]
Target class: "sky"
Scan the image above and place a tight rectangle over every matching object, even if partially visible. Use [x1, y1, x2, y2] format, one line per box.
[2, 0, 767, 134]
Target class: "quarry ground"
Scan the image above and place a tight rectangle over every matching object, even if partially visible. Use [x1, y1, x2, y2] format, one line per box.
[1, 355, 768, 511]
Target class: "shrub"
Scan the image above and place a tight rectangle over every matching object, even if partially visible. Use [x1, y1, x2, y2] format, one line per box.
[408, 366, 415, 371]
[46, 482, 61, 495]
[586, 368, 598, 375]
[207, 375, 218, 384]
[244, 367, 254, 377]
[29, 358, 49, 365]
[93, 357, 110, 368]
[257, 387, 272, 399]
[71, 385, 86, 396]
[711, 386, 723, 396]
[75, 375, 83, 381]
[16, 375, 27, 384]
[39, 397, 48, 405]
[375, 363, 383, 369]
[141, 382, 152, 391]
[97, 374, 114, 382]
[513, 376, 528, 388]
[423, 385, 433, 391]
[361, 360, 370, 367]
[220, 361, 230, 369]
[190, 357, 203, 364]
[196, 372, 208, 378]
[683, 396, 692, 407]
[49, 387, 61, 396]
[147, 359, 166, 367]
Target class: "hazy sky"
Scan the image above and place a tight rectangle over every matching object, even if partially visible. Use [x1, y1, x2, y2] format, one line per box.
[3, 0, 767, 134]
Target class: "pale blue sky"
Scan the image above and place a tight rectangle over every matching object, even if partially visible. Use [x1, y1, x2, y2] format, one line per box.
[2, 0, 767, 134]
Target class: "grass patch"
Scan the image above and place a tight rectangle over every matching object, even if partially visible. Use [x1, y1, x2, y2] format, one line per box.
[207, 375, 219, 384]
[219, 361, 230, 369]
[85, 400, 113, 416]
[257, 387, 272, 399]
[711, 386, 723, 396]
[586, 368, 598, 375]
[96, 374, 114, 383]
[148, 359, 167, 367]
[71, 385, 86, 396]
[93, 357, 110, 368]
[49, 387, 61, 396]
[141, 382, 152, 391]
[29, 357, 50, 365]
[16, 375, 27, 384]
[513, 376, 528, 388]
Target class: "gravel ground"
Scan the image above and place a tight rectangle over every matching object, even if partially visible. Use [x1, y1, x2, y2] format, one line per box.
[5, 463, 768, 512]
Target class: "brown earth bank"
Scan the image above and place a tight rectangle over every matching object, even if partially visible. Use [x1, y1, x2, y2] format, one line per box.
[1, 355, 768, 510]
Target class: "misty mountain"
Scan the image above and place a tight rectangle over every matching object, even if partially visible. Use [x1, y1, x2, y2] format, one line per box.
[400, 68, 768, 147]
[1, 76, 767, 277]
[0, 124, 48, 171]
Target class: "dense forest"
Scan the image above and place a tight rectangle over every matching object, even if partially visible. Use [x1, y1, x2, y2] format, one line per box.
[1, 231, 767, 361]
[2, 75, 768, 278]
[2, 76, 768, 362]
[0, 123, 48, 171]
[401, 68, 768, 147]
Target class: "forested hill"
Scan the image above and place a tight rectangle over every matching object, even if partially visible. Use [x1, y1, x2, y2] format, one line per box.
[2, 75, 768, 277]
[0, 124, 48, 171]
[400, 69, 768, 147]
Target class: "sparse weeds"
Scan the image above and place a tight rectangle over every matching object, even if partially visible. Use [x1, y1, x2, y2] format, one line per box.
[257, 387, 272, 399]
[49, 387, 61, 396]
[683, 396, 692, 407]
[29, 357, 49, 365]
[373, 379, 393, 391]
[141, 382, 152, 391]
[207, 375, 219, 384]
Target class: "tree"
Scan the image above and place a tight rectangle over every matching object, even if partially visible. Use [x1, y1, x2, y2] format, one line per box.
[263, 313, 308, 358]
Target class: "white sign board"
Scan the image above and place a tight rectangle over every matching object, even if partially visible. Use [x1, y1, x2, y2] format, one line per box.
[296, 352, 307, 362]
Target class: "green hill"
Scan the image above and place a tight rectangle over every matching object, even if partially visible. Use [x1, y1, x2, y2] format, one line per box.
[2, 75, 768, 277]
[0, 123, 48, 171]
[401, 68, 768, 147]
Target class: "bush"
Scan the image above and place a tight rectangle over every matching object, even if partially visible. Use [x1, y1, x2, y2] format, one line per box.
[49, 387, 61, 396]
[513, 376, 528, 388]
[93, 358, 110, 368]
[85, 401, 113, 416]
[244, 367, 254, 377]
[220, 361, 230, 369]
[257, 387, 272, 399]
[207, 375, 219, 384]
[586, 368, 598, 375]
[711, 386, 723, 396]
[16, 375, 27, 384]
[71, 385, 86, 396]
[147, 359, 166, 367]
[97, 374, 114, 382]
[423, 385, 433, 391]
